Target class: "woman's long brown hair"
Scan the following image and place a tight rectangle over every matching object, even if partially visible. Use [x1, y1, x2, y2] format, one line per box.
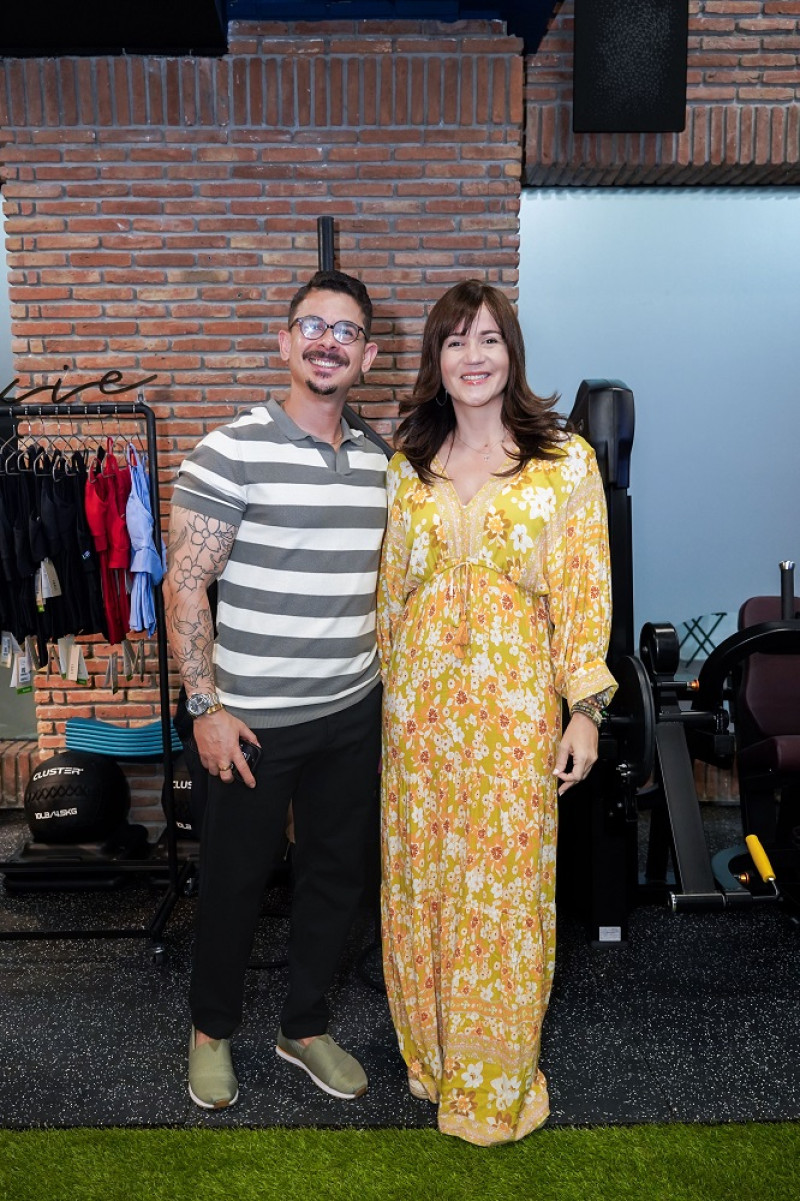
[395, 280, 567, 484]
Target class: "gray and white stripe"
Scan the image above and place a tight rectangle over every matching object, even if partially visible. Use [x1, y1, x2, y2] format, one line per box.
[173, 400, 388, 727]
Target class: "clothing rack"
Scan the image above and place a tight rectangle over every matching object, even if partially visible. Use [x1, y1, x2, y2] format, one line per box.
[0, 399, 191, 960]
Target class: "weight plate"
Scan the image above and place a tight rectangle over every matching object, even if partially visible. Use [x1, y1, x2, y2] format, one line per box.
[639, 622, 680, 679]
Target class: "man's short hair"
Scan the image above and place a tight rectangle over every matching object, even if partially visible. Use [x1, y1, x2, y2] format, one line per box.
[288, 270, 373, 339]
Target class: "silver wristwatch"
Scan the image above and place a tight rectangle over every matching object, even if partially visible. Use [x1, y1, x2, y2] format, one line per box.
[185, 691, 224, 719]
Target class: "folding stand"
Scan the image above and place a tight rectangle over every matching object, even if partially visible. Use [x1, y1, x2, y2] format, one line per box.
[0, 399, 191, 961]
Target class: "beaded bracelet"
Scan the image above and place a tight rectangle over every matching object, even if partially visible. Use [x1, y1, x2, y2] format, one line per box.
[570, 699, 604, 728]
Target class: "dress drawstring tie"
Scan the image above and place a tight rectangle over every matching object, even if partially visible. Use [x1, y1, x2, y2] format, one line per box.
[453, 561, 472, 659]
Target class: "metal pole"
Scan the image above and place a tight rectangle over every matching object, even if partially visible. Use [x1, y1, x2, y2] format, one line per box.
[317, 216, 335, 271]
[780, 560, 796, 620]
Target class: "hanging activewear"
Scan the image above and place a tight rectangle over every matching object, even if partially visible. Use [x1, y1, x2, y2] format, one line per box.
[126, 443, 164, 637]
[85, 442, 131, 645]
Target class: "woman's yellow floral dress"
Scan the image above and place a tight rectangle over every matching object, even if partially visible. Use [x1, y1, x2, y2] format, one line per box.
[377, 435, 617, 1146]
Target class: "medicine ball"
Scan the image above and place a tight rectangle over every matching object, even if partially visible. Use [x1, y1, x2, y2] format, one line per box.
[24, 752, 131, 844]
[161, 756, 200, 840]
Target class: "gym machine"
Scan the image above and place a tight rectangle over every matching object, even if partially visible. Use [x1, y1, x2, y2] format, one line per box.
[638, 569, 800, 918]
[560, 380, 800, 941]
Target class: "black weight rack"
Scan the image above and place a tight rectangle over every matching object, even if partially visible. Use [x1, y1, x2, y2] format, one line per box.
[0, 398, 191, 960]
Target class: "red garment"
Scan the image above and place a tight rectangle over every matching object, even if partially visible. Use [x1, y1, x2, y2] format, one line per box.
[84, 443, 131, 644]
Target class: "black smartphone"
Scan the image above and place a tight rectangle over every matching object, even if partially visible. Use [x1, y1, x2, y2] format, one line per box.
[232, 739, 262, 781]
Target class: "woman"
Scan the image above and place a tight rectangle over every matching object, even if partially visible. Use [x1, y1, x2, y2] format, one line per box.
[377, 280, 616, 1146]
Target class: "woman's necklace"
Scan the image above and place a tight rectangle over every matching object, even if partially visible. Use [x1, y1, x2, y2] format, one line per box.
[454, 430, 505, 462]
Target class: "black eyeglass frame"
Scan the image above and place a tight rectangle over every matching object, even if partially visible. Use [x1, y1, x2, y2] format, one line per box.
[288, 315, 367, 345]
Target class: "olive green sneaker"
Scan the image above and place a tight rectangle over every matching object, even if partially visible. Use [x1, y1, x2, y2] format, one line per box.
[188, 1026, 239, 1110]
[275, 1029, 367, 1099]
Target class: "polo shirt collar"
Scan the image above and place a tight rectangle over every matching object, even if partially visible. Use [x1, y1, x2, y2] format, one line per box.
[267, 397, 365, 449]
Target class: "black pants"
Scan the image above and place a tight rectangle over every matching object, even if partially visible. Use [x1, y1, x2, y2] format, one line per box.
[189, 683, 382, 1041]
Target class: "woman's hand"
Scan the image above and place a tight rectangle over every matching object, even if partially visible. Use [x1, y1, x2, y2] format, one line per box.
[553, 711, 599, 796]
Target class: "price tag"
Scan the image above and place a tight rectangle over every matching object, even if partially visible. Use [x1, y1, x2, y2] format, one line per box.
[14, 649, 33, 694]
[24, 635, 42, 672]
[122, 638, 136, 680]
[40, 558, 62, 599]
[1, 632, 12, 669]
[76, 646, 89, 686]
[67, 642, 82, 682]
[103, 653, 119, 694]
[57, 636, 74, 678]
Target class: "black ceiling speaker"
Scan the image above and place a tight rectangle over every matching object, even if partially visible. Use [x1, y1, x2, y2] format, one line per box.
[573, 0, 689, 133]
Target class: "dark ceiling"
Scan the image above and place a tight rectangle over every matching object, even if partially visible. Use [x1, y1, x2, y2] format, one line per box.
[0, 1, 558, 57]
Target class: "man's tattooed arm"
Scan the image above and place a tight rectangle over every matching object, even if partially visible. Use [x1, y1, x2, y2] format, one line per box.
[162, 505, 237, 695]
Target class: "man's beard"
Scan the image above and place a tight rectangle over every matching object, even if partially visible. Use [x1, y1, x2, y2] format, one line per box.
[306, 377, 339, 396]
[303, 350, 347, 397]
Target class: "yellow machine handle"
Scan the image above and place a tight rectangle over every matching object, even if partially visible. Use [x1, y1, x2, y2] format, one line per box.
[745, 835, 776, 884]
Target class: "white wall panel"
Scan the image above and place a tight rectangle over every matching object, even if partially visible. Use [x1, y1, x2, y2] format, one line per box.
[519, 188, 800, 630]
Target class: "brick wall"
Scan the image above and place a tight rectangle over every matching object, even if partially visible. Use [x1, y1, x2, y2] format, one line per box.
[0, 19, 524, 825]
[526, 0, 800, 184]
[0, 739, 38, 808]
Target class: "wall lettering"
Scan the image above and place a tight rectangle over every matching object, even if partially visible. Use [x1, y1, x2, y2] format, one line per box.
[0, 367, 158, 407]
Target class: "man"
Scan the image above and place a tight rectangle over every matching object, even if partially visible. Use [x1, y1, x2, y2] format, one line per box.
[163, 270, 387, 1109]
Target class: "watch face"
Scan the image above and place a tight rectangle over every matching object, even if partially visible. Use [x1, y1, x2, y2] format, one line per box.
[186, 692, 217, 717]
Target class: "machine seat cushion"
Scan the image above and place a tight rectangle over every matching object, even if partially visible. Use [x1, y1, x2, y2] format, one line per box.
[737, 735, 800, 774]
[737, 596, 800, 741]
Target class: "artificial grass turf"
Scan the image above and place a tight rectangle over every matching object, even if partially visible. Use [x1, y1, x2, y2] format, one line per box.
[1, 1124, 799, 1201]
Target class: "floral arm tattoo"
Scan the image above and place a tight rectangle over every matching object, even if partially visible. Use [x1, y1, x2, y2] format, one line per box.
[163, 505, 237, 694]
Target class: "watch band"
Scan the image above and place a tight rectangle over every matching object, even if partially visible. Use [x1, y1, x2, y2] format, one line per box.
[186, 690, 223, 718]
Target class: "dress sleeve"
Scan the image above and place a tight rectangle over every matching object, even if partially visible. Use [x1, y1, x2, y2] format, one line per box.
[544, 449, 618, 709]
[377, 455, 412, 676]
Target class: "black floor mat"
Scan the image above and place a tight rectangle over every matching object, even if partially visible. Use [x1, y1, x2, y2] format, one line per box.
[1, 806, 798, 1130]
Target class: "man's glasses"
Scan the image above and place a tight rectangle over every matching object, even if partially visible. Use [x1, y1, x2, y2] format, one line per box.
[289, 315, 366, 345]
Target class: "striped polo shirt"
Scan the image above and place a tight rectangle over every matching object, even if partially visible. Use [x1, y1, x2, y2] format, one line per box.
[172, 398, 388, 727]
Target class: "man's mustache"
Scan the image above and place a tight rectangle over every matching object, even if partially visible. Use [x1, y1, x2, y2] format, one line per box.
[304, 348, 348, 367]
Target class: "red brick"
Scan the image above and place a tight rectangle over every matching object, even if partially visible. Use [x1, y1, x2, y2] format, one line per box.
[146, 59, 165, 124]
[260, 57, 276, 127]
[20, 60, 42, 126]
[705, 0, 761, 10]
[127, 58, 146, 126]
[180, 59, 196, 127]
[39, 60, 60, 127]
[443, 59, 459, 124]
[739, 85, 795, 98]
[296, 57, 312, 126]
[459, 58, 474, 125]
[196, 59, 215, 127]
[492, 58, 508, 124]
[788, 103, 800, 161]
[216, 59, 230, 128]
[313, 56, 327, 126]
[277, 58, 293, 125]
[360, 56, 374, 125]
[739, 17, 798, 29]
[0, 66, 10, 128]
[771, 105, 787, 160]
[248, 57, 263, 125]
[755, 105, 772, 163]
[165, 59, 181, 125]
[329, 57, 343, 126]
[375, 56, 391, 127]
